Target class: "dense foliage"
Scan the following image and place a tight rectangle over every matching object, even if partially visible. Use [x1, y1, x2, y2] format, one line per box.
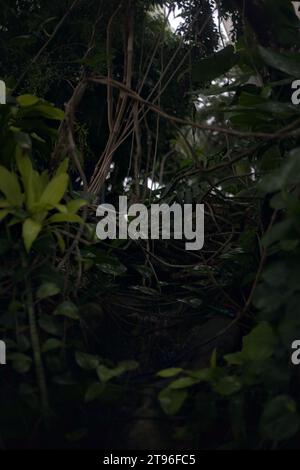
[1, 0, 300, 449]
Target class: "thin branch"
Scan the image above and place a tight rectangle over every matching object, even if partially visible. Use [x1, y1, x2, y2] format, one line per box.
[89, 76, 291, 139]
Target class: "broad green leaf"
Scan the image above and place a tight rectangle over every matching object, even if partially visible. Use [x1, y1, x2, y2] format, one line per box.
[75, 352, 99, 370]
[17, 95, 40, 107]
[38, 314, 62, 336]
[224, 352, 245, 365]
[32, 209, 48, 223]
[280, 239, 299, 251]
[47, 213, 83, 224]
[263, 0, 300, 47]
[243, 322, 276, 362]
[40, 170, 49, 188]
[36, 282, 61, 300]
[22, 218, 42, 252]
[158, 387, 188, 415]
[16, 152, 32, 186]
[84, 382, 105, 402]
[0, 199, 9, 208]
[260, 396, 299, 442]
[53, 230, 66, 253]
[66, 199, 87, 214]
[259, 46, 300, 77]
[40, 173, 69, 207]
[55, 159, 69, 176]
[97, 364, 123, 383]
[17, 335, 30, 352]
[210, 348, 217, 368]
[32, 171, 45, 201]
[262, 262, 288, 287]
[0, 209, 9, 221]
[42, 338, 63, 353]
[157, 368, 183, 378]
[9, 352, 32, 374]
[262, 220, 293, 248]
[270, 193, 286, 210]
[54, 301, 80, 320]
[230, 93, 298, 119]
[213, 376, 241, 396]
[169, 377, 200, 389]
[33, 104, 64, 120]
[0, 166, 23, 207]
[192, 45, 239, 84]
[16, 153, 35, 210]
[259, 149, 300, 194]
[54, 204, 68, 214]
[188, 368, 212, 381]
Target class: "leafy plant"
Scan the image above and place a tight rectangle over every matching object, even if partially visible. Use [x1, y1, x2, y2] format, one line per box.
[0, 154, 85, 251]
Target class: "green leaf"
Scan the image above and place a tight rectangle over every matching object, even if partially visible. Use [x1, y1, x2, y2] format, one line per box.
[259, 149, 300, 194]
[280, 239, 299, 251]
[75, 352, 100, 370]
[84, 383, 105, 403]
[54, 301, 80, 320]
[210, 348, 217, 368]
[33, 104, 64, 120]
[16, 153, 35, 210]
[0, 209, 9, 221]
[213, 376, 241, 396]
[40, 170, 49, 189]
[258, 46, 300, 77]
[157, 368, 183, 378]
[243, 322, 276, 362]
[42, 338, 63, 353]
[54, 204, 68, 214]
[97, 364, 124, 383]
[188, 368, 212, 381]
[169, 377, 200, 389]
[262, 262, 288, 287]
[96, 364, 125, 383]
[53, 230, 66, 253]
[158, 387, 188, 415]
[36, 282, 61, 300]
[260, 396, 299, 442]
[66, 199, 87, 214]
[38, 314, 62, 336]
[17, 95, 40, 107]
[0, 199, 9, 208]
[55, 159, 69, 176]
[0, 166, 23, 207]
[40, 173, 69, 207]
[9, 353, 32, 374]
[262, 220, 293, 248]
[224, 352, 245, 365]
[22, 218, 42, 252]
[192, 45, 239, 84]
